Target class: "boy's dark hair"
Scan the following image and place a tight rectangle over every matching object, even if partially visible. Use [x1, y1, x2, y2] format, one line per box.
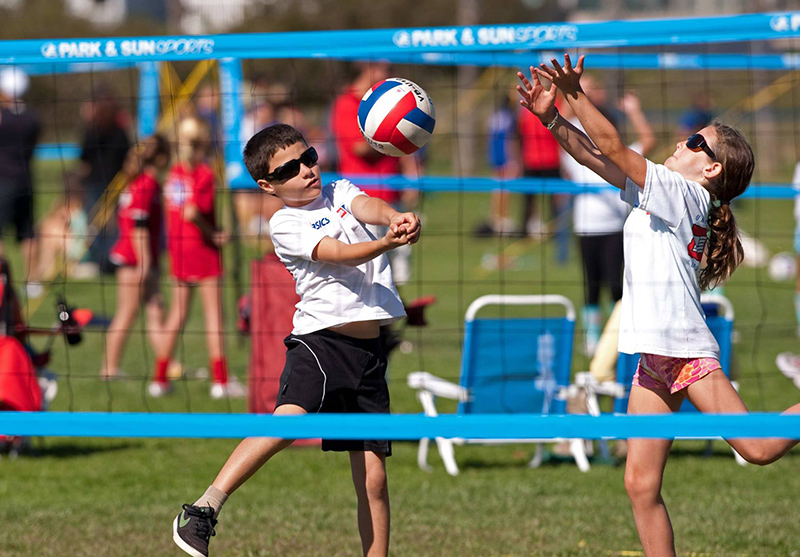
[243, 124, 306, 181]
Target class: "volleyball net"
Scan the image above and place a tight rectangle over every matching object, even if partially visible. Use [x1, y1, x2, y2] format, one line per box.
[1, 11, 800, 440]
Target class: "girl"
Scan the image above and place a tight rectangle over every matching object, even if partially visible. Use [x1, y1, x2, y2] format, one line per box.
[35, 170, 89, 281]
[101, 134, 170, 379]
[150, 117, 244, 399]
[518, 54, 800, 556]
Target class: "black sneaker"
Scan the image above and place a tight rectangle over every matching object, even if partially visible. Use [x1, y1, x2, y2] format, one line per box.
[173, 504, 217, 557]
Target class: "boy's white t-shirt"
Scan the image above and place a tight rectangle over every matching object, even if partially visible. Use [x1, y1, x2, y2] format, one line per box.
[618, 159, 720, 360]
[269, 179, 406, 335]
[562, 118, 635, 236]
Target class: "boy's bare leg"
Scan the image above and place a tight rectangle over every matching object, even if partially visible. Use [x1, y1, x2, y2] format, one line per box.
[350, 450, 390, 557]
[211, 404, 305, 495]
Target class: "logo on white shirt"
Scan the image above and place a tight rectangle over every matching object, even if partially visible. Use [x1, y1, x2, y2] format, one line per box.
[688, 224, 708, 263]
[311, 218, 330, 230]
[336, 205, 350, 218]
[165, 179, 188, 206]
[118, 191, 133, 208]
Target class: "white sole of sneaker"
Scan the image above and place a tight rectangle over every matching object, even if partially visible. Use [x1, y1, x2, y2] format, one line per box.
[776, 353, 800, 379]
[172, 515, 206, 557]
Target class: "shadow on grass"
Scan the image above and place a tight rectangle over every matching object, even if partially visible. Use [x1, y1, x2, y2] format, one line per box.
[454, 443, 800, 472]
[19, 439, 142, 459]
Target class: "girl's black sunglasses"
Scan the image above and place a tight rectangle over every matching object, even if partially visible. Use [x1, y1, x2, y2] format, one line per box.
[266, 147, 319, 182]
[686, 134, 716, 160]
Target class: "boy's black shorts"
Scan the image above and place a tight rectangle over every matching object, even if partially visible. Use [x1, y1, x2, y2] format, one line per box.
[276, 328, 391, 456]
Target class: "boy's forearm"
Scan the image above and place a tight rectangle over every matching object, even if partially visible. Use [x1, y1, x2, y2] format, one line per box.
[314, 237, 392, 267]
[352, 196, 398, 227]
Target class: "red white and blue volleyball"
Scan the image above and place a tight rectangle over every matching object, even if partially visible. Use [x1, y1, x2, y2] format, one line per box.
[357, 78, 436, 157]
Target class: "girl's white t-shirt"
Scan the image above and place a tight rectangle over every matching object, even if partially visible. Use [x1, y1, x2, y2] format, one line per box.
[269, 179, 406, 335]
[618, 159, 720, 360]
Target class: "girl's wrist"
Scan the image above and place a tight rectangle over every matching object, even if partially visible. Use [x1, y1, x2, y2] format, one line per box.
[540, 107, 560, 130]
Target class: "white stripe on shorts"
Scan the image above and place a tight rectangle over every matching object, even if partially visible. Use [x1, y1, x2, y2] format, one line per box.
[289, 336, 328, 412]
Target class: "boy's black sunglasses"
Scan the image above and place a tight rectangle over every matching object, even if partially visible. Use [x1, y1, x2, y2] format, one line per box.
[265, 147, 318, 182]
[686, 134, 716, 160]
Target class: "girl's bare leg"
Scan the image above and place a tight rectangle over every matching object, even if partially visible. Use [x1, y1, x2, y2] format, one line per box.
[157, 280, 193, 363]
[685, 369, 800, 465]
[625, 385, 684, 557]
[101, 267, 144, 378]
[198, 277, 225, 361]
[143, 270, 165, 355]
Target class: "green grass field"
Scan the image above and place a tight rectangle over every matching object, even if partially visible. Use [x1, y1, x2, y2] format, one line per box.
[1, 162, 800, 556]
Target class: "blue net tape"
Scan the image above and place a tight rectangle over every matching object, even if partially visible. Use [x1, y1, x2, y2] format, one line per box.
[1, 12, 798, 65]
[1, 412, 799, 439]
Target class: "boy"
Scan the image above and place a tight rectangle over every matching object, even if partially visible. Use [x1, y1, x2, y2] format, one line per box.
[172, 123, 419, 557]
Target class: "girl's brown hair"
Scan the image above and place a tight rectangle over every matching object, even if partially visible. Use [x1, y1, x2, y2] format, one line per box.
[699, 120, 755, 290]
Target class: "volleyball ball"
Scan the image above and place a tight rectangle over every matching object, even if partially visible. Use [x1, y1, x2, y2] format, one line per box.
[357, 78, 435, 157]
[768, 252, 796, 282]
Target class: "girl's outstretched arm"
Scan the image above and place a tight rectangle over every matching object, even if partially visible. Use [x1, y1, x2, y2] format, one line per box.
[536, 54, 647, 188]
[516, 67, 629, 190]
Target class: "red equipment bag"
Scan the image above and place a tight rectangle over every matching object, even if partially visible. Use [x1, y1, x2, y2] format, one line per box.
[0, 335, 42, 412]
[248, 253, 300, 414]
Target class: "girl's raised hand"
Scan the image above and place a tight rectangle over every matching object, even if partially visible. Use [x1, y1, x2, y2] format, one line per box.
[516, 66, 558, 123]
[535, 54, 585, 99]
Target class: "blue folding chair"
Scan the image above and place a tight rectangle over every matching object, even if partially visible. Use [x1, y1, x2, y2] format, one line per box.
[588, 293, 745, 465]
[407, 295, 590, 476]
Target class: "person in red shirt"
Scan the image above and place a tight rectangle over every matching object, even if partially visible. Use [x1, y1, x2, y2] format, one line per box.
[517, 98, 563, 238]
[150, 117, 243, 399]
[101, 135, 170, 380]
[330, 61, 419, 285]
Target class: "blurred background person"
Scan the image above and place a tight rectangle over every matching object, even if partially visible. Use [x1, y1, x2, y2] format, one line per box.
[151, 117, 244, 399]
[474, 91, 519, 237]
[195, 83, 222, 157]
[676, 90, 715, 140]
[775, 159, 800, 384]
[34, 170, 89, 282]
[101, 135, 170, 380]
[78, 85, 131, 275]
[516, 77, 565, 253]
[0, 67, 41, 298]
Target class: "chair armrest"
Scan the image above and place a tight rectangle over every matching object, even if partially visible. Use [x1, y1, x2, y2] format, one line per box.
[573, 371, 627, 398]
[407, 371, 470, 402]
